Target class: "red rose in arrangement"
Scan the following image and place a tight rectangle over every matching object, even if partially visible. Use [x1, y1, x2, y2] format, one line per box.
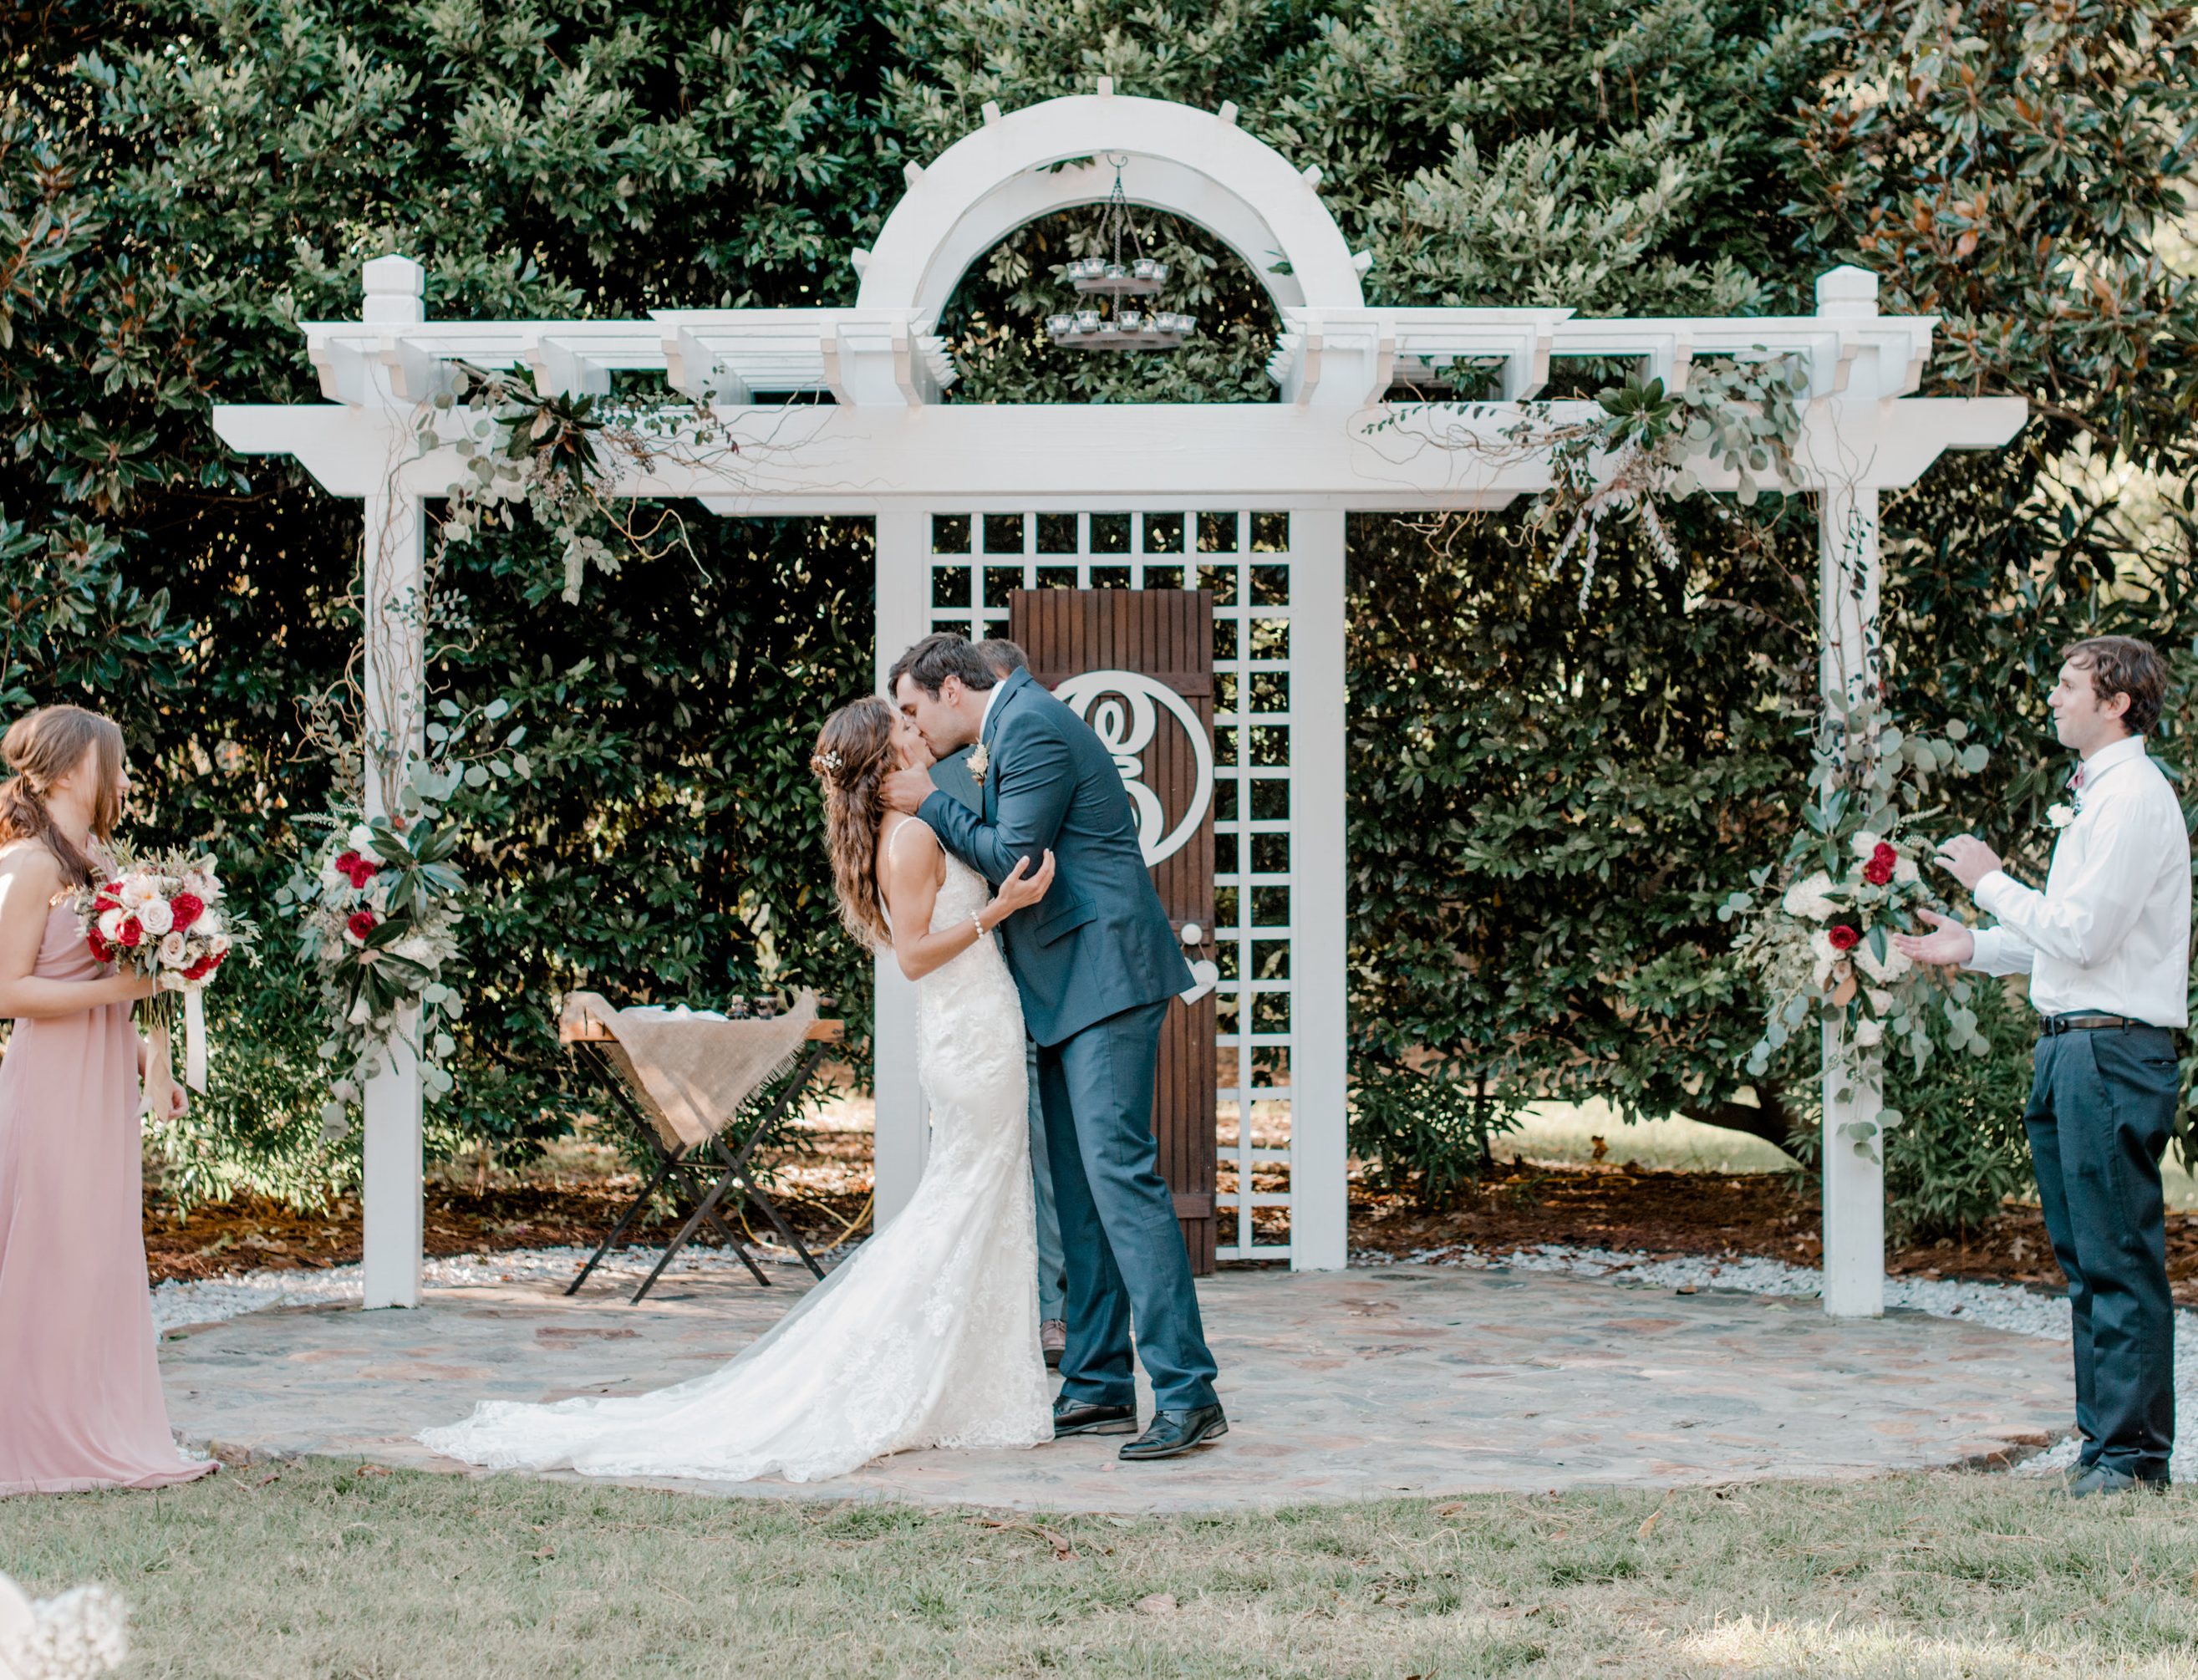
[345, 909, 379, 943]
[1861, 842, 1897, 887]
[333, 849, 378, 889]
[170, 891, 205, 930]
[1828, 924, 1861, 951]
[87, 929, 112, 964]
[117, 916, 143, 948]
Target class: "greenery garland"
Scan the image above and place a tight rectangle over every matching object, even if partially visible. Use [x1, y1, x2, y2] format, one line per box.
[1366, 354, 1809, 605]
[282, 370, 752, 1134]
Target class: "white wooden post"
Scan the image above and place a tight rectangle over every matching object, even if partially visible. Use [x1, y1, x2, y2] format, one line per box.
[870, 509, 930, 1224]
[358, 257, 428, 1308]
[1814, 266, 1886, 1317]
[1289, 510, 1350, 1270]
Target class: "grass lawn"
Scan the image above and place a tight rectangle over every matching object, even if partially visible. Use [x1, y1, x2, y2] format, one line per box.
[5, 1463, 2196, 1677]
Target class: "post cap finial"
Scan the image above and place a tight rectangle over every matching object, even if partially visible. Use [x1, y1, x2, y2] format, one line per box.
[1815, 265, 1879, 318]
[363, 254, 425, 326]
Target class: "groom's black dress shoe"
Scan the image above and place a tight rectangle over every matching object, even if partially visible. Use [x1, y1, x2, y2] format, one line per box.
[1052, 1396, 1137, 1438]
[1118, 1403, 1228, 1461]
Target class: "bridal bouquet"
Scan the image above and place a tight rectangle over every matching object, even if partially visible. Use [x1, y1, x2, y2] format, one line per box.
[70, 848, 242, 1097]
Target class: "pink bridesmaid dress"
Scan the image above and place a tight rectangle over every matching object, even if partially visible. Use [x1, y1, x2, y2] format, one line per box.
[0, 899, 211, 1494]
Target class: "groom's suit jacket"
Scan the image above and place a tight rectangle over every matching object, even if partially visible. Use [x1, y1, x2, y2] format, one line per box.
[919, 667, 1192, 1046]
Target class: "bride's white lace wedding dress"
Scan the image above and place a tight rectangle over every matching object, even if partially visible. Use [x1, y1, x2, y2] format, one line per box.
[417, 822, 1052, 1482]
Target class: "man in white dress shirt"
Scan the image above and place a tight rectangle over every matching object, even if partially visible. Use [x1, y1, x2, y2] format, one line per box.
[1895, 636, 2189, 1498]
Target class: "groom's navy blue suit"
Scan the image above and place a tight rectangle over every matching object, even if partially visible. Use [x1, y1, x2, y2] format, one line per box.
[919, 667, 1220, 1413]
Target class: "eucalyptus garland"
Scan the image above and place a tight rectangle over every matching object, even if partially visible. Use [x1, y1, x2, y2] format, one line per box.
[1368, 354, 1809, 605]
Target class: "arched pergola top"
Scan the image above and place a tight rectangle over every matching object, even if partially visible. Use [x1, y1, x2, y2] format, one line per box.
[854, 89, 1368, 323]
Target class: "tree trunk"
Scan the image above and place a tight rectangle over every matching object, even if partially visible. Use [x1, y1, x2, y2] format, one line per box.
[1677, 1082, 1800, 1153]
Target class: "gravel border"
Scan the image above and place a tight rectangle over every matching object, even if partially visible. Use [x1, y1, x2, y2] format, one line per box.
[155, 1237, 2190, 1484]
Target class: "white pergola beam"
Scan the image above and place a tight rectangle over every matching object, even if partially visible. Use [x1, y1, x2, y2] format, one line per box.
[216, 394, 2026, 511]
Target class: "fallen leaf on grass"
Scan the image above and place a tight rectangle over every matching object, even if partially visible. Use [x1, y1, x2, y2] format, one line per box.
[1433, 1502, 1467, 1517]
[967, 1515, 1077, 1561]
[1638, 1493, 1671, 1540]
[1135, 1593, 1178, 1616]
[354, 1463, 392, 1479]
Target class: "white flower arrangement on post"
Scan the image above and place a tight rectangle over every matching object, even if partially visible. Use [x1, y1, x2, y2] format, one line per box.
[1720, 690, 1993, 1159]
[276, 699, 515, 1141]
[282, 349, 766, 1143]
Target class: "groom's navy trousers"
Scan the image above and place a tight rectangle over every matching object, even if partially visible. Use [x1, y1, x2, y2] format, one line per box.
[1037, 1000, 1219, 1415]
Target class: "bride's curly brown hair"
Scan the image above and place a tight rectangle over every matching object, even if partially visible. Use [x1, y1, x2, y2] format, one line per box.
[811, 695, 898, 949]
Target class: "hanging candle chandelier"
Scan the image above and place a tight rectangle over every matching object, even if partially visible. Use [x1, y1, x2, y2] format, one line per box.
[1046, 158, 1198, 353]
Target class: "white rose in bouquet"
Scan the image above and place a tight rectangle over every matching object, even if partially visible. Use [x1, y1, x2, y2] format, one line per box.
[318, 863, 350, 894]
[96, 907, 125, 944]
[136, 898, 174, 938]
[1854, 1018, 1885, 1046]
[159, 932, 187, 966]
[347, 822, 376, 852]
[196, 909, 222, 939]
[1849, 830, 1884, 859]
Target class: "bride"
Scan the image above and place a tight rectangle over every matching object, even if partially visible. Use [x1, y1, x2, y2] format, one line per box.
[418, 695, 1058, 1482]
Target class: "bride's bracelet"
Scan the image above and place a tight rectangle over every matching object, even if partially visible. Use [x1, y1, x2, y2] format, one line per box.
[971, 907, 990, 941]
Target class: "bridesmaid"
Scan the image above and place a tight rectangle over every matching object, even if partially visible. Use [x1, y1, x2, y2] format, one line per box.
[0, 705, 211, 1495]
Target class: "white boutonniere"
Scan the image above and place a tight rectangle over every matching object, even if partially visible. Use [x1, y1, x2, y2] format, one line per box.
[2046, 802, 2076, 831]
[969, 741, 990, 783]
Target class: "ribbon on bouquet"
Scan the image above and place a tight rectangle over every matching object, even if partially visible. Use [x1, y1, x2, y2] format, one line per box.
[139, 988, 209, 1121]
[142, 1016, 175, 1123]
[183, 985, 207, 1092]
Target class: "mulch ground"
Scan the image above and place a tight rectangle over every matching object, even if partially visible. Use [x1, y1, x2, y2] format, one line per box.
[144, 1179, 876, 1285]
[145, 1152, 2198, 1308]
[1351, 1158, 2198, 1307]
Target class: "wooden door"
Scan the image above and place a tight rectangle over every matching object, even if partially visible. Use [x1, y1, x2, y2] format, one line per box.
[1008, 588, 1219, 1272]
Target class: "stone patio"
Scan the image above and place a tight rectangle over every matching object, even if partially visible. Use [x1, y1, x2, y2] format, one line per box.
[160, 1262, 2069, 1514]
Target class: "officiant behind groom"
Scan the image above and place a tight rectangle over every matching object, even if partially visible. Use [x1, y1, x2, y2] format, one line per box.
[928, 637, 1069, 1369]
[1895, 636, 2190, 1499]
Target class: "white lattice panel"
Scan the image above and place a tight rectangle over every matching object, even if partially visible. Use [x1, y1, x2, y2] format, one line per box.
[926, 510, 1297, 1262]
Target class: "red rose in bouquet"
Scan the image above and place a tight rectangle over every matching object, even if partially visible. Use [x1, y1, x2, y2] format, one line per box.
[334, 850, 379, 890]
[345, 909, 379, 943]
[1861, 842, 1897, 887]
[170, 891, 206, 931]
[1828, 924, 1861, 951]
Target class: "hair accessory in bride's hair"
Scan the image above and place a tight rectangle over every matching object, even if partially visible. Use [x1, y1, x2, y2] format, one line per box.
[810, 749, 842, 778]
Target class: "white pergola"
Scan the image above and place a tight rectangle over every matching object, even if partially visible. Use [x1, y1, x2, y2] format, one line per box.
[213, 89, 2024, 1314]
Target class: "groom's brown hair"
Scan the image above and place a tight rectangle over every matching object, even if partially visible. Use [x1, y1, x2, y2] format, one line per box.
[889, 633, 1000, 699]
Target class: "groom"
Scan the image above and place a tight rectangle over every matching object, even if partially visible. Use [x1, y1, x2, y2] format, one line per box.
[883, 633, 1226, 1459]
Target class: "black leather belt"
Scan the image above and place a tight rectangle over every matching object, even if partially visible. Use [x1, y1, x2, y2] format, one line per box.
[2039, 1012, 2156, 1035]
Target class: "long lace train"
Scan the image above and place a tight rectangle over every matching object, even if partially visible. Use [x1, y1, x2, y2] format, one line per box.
[418, 833, 1051, 1482]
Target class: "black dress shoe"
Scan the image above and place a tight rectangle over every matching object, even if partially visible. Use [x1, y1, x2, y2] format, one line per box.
[1118, 1403, 1228, 1461]
[2055, 1462, 2170, 1499]
[1053, 1396, 1137, 1438]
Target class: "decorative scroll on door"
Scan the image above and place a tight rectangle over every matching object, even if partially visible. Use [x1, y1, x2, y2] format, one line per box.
[1010, 588, 1219, 1273]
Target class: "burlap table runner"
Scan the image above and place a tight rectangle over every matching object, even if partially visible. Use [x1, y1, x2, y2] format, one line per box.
[559, 989, 819, 1151]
